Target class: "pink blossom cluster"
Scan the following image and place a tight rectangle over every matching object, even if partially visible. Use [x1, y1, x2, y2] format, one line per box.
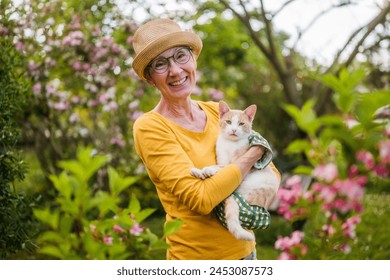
[91, 221, 145, 246]
[310, 163, 366, 215]
[277, 175, 307, 220]
[275, 231, 307, 260]
[356, 144, 389, 177]
[208, 88, 224, 100]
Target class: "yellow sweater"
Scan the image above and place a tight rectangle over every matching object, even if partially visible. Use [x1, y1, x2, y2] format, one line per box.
[133, 101, 276, 260]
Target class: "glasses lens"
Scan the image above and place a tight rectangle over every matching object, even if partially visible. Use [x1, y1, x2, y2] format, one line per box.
[151, 58, 169, 73]
[174, 48, 191, 64]
[150, 47, 192, 74]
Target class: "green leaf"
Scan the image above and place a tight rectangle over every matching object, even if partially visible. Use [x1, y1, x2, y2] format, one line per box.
[285, 139, 311, 154]
[292, 165, 313, 175]
[164, 219, 184, 238]
[356, 90, 390, 125]
[89, 191, 119, 217]
[146, 229, 169, 250]
[128, 193, 141, 213]
[33, 208, 60, 230]
[108, 167, 138, 195]
[282, 100, 320, 137]
[58, 146, 108, 182]
[38, 245, 65, 259]
[320, 68, 366, 114]
[134, 208, 156, 224]
[37, 232, 66, 244]
[49, 172, 73, 200]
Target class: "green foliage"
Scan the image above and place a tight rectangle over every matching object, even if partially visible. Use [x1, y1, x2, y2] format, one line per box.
[0, 0, 36, 259]
[33, 146, 182, 259]
[284, 68, 389, 172]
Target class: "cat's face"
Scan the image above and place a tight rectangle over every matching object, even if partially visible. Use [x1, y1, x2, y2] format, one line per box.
[219, 101, 256, 141]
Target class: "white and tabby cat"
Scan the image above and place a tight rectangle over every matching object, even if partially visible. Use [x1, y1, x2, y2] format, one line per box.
[191, 101, 280, 241]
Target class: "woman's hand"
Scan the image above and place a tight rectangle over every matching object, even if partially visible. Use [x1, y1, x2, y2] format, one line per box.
[232, 145, 265, 178]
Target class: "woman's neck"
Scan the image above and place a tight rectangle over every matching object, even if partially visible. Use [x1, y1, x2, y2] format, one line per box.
[154, 98, 206, 132]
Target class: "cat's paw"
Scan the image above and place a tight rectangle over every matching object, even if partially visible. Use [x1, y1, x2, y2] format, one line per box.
[190, 168, 206, 179]
[234, 231, 255, 241]
[202, 165, 222, 177]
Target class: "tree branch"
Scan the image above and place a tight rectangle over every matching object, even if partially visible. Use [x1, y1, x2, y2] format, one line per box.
[329, 1, 390, 74]
[292, 2, 357, 49]
[271, 0, 297, 19]
[219, 0, 271, 58]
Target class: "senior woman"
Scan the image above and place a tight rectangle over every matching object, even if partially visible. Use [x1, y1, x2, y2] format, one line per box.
[132, 18, 279, 260]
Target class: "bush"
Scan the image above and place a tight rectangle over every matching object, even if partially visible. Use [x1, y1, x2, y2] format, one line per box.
[33, 146, 182, 259]
[0, 0, 36, 258]
[275, 68, 389, 259]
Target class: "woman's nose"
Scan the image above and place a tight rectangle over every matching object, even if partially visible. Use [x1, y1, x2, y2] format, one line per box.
[167, 58, 182, 75]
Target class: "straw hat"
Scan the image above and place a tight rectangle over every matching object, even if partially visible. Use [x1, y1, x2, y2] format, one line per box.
[132, 18, 203, 81]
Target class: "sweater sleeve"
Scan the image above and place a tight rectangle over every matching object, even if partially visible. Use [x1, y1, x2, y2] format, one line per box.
[133, 114, 242, 216]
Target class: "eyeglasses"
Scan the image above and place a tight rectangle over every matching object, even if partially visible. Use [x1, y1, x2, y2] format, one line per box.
[147, 47, 192, 74]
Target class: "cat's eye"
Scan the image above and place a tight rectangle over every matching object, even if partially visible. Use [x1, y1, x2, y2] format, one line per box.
[239, 122, 245, 126]
[226, 120, 232, 125]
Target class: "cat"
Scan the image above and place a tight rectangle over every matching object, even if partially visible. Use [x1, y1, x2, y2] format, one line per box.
[190, 101, 280, 241]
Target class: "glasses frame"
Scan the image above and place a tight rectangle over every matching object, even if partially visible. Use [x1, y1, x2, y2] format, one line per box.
[146, 47, 193, 75]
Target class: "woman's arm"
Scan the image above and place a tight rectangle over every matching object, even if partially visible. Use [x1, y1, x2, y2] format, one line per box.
[133, 115, 242, 215]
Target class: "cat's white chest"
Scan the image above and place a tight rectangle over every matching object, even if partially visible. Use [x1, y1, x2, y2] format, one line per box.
[216, 136, 248, 165]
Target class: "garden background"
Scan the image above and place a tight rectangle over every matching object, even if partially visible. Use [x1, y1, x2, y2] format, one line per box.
[1, 0, 389, 260]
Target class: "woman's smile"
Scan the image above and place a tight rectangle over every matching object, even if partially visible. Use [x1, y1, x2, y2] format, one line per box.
[169, 76, 187, 87]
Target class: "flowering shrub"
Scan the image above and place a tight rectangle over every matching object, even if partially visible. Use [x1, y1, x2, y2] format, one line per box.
[33, 146, 182, 259]
[2, 0, 149, 179]
[276, 68, 389, 259]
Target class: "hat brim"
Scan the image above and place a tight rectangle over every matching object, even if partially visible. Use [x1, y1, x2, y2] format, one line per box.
[132, 31, 202, 81]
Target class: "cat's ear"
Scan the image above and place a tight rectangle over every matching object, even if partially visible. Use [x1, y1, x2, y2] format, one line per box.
[219, 101, 230, 118]
[244, 104, 257, 122]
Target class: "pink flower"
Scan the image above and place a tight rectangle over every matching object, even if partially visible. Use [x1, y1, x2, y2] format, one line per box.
[275, 231, 304, 251]
[378, 140, 390, 164]
[322, 224, 335, 235]
[374, 163, 389, 177]
[104, 236, 113, 245]
[111, 137, 125, 148]
[320, 187, 337, 203]
[105, 101, 118, 111]
[128, 100, 139, 110]
[15, 40, 25, 51]
[342, 216, 361, 238]
[208, 88, 224, 100]
[275, 231, 306, 259]
[356, 151, 375, 170]
[113, 225, 126, 233]
[313, 163, 338, 183]
[71, 60, 82, 71]
[285, 175, 302, 188]
[278, 252, 295, 260]
[348, 165, 359, 177]
[69, 113, 79, 123]
[32, 83, 42, 94]
[340, 243, 352, 254]
[128, 111, 143, 121]
[53, 101, 69, 111]
[130, 224, 144, 236]
[335, 178, 364, 201]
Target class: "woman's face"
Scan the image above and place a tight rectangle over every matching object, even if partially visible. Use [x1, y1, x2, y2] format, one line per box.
[146, 46, 197, 102]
